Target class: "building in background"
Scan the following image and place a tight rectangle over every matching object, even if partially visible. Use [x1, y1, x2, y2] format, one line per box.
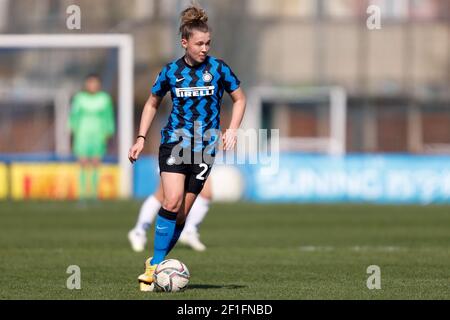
[0, 0, 448, 156]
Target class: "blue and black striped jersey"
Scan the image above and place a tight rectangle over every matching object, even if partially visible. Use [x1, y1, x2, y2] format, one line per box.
[152, 56, 240, 152]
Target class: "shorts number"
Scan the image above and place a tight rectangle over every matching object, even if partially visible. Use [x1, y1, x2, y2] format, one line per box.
[196, 163, 209, 181]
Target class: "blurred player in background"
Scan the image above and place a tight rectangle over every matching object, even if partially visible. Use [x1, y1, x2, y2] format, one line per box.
[69, 74, 115, 200]
[128, 5, 246, 291]
[128, 177, 212, 252]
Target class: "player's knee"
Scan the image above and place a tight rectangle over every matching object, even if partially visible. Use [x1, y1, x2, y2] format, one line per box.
[162, 195, 183, 213]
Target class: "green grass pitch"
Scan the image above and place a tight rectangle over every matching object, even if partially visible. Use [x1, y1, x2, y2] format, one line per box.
[1, 201, 449, 299]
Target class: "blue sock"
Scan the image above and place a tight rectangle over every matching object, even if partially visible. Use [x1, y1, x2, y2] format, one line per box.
[150, 208, 177, 265]
[166, 222, 185, 256]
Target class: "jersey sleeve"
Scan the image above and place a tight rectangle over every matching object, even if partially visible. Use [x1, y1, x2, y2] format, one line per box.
[68, 93, 82, 133]
[151, 65, 170, 97]
[219, 60, 241, 93]
[103, 94, 115, 137]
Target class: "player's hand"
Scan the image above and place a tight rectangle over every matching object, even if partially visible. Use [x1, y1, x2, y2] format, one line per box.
[222, 129, 237, 151]
[128, 139, 145, 164]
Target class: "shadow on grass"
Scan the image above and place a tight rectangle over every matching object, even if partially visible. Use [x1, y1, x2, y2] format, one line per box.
[188, 284, 246, 290]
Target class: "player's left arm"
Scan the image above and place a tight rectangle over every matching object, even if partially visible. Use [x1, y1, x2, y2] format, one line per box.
[104, 94, 116, 138]
[223, 87, 246, 151]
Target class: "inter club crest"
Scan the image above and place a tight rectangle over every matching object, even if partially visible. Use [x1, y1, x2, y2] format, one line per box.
[202, 71, 213, 82]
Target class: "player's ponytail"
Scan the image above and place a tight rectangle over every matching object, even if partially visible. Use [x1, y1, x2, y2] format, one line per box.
[179, 5, 210, 40]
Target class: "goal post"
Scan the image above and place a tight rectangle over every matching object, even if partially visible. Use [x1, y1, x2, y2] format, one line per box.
[0, 34, 134, 198]
[242, 86, 347, 155]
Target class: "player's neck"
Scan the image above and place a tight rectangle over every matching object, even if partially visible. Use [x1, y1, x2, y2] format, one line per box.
[183, 55, 202, 67]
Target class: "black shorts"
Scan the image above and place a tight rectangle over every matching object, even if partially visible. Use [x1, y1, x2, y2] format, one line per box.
[158, 143, 214, 194]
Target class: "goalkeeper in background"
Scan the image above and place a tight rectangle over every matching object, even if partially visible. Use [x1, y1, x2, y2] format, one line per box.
[69, 74, 115, 200]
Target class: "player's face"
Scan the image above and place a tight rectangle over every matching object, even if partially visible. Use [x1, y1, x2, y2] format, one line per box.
[182, 30, 211, 65]
[85, 77, 101, 93]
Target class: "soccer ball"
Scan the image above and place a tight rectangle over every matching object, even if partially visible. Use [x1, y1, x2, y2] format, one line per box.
[153, 259, 190, 292]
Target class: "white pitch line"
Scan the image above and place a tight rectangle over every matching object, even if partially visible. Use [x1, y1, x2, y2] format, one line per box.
[299, 245, 405, 252]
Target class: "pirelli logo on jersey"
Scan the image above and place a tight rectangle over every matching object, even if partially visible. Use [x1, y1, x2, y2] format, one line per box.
[175, 86, 215, 98]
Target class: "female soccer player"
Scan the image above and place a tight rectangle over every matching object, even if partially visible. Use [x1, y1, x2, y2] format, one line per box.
[69, 74, 115, 200]
[128, 5, 246, 291]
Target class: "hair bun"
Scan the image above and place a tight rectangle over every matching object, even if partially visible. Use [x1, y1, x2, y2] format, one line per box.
[179, 5, 210, 39]
[181, 6, 208, 25]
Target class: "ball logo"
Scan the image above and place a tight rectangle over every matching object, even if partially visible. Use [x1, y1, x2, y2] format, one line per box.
[202, 71, 213, 82]
[166, 155, 176, 166]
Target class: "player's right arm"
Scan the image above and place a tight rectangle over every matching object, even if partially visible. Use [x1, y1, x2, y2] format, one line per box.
[129, 65, 170, 163]
[128, 93, 163, 163]
[68, 93, 82, 134]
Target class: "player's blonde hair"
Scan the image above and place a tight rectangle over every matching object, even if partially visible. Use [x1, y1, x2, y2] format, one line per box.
[179, 5, 209, 40]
